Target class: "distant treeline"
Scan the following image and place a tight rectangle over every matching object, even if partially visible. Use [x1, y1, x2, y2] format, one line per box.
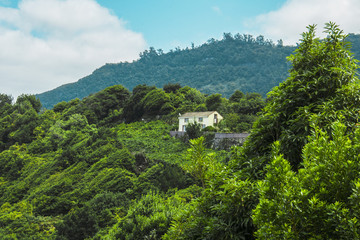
[37, 32, 296, 109]
[36, 33, 360, 109]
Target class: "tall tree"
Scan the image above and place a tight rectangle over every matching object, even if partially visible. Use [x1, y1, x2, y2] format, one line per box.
[237, 22, 360, 171]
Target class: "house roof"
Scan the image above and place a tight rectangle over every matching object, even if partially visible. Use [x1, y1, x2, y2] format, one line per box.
[179, 111, 219, 118]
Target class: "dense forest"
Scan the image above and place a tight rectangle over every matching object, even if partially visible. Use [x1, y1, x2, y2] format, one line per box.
[2, 22, 360, 239]
[36, 33, 360, 110]
[0, 78, 264, 238]
[37, 33, 295, 109]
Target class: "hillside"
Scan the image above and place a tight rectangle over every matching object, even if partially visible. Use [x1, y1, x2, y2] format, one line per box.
[0, 81, 266, 238]
[37, 33, 295, 109]
[2, 23, 360, 239]
[36, 33, 360, 109]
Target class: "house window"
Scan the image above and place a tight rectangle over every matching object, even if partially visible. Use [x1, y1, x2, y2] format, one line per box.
[198, 117, 203, 122]
[182, 125, 186, 131]
[184, 118, 189, 123]
[202, 124, 206, 129]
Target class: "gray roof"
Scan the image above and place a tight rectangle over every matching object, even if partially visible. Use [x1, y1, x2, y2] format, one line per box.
[179, 111, 218, 118]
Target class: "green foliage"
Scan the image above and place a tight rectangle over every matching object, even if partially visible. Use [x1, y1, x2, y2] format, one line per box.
[165, 171, 258, 240]
[141, 88, 172, 117]
[229, 90, 245, 102]
[239, 22, 360, 171]
[253, 121, 360, 239]
[37, 34, 296, 109]
[0, 91, 194, 239]
[5, 23, 360, 240]
[206, 93, 224, 111]
[163, 83, 182, 93]
[114, 121, 187, 162]
[185, 122, 202, 140]
[16, 94, 42, 113]
[181, 137, 221, 188]
[0, 94, 42, 150]
[0, 201, 57, 239]
[57, 192, 128, 240]
[104, 187, 202, 240]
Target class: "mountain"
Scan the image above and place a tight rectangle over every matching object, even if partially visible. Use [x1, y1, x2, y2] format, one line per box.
[36, 33, 360, 109]
[36, 34, 295, 109]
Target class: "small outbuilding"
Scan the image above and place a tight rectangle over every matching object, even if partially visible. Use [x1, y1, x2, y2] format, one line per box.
[178, 111, 223, 131]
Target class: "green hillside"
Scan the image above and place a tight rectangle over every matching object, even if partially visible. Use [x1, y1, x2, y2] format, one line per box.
[37, 33, 295, 109]
[36, 33, 360, 109]
[2, 23, 360, 239]
[0, 81, 265, 239]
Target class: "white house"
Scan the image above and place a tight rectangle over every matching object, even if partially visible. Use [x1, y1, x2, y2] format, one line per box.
[178, 111, 223, 132]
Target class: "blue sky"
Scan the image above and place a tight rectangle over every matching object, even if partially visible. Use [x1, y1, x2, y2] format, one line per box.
[96, 0, 286, 50]
[1, 0, 359, 97]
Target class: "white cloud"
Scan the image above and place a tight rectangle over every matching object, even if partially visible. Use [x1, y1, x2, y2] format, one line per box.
[0, 0, 147, 98]
[245, 0, 360, 45]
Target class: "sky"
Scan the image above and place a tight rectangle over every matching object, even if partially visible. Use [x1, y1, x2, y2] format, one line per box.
[1, 0, 360, 98]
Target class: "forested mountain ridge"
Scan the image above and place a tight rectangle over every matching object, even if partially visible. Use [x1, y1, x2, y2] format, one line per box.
[37, 33, 295, 109]
[36, 33, 360, 109]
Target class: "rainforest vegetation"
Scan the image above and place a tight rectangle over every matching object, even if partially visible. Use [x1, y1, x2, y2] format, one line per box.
[2, 23, 360, 239]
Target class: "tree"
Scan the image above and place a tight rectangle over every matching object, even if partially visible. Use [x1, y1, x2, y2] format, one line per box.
[229, 90, 244, 102]
[163, 83, 181, 93]
[16, 94, 42, 113]
[181, 136, 216, 188]
[238, 22, 360, 171]
[123, 84, 156, 122]
[206, 94, 223, 111]
[253, 121, 360, 239]
[0, 94, 12, 111]
[185, 122, 202, 140]
[140, 88, 171, 117]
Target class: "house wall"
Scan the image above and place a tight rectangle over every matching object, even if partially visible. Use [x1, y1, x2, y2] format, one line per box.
[178, 116, 209, 131]
[207, 112, 223, 126]
[178, 112, 223, 131]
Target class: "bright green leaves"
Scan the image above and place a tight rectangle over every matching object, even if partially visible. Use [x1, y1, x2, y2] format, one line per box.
[0, 94, 42, 150]
[240, 23, 360, 170]
[181, 136, 219, 188]
[0, 201, 57, 239]
[253, 121, 360, 239]
[106, 187, 202, 240]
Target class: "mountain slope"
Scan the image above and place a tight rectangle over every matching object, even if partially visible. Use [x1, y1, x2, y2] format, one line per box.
[36, 33, 360, 109]
[36, 34, 293, 109]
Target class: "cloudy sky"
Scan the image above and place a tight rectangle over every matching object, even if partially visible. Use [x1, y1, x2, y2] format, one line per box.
[1, 0, 360, 98]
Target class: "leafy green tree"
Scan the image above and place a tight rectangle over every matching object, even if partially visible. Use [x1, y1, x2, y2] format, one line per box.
[141, 88, 172, 117]
[163, 83, 181, 93]
[16, 94, 42, 113]
[123, 84, 156, 122]
[165, 167, 257, 240]
[181, 136, 218, 188]
[0, 94, 12, 111]
[229, 90, 244, 102]
[185, 122, 202, 140]
[205, 93, 224, 111]
[253, 121, 360, 239]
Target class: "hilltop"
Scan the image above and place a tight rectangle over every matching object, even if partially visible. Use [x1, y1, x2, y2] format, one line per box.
[37, 33, 295, 109]
[36, 33, 360, 109]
